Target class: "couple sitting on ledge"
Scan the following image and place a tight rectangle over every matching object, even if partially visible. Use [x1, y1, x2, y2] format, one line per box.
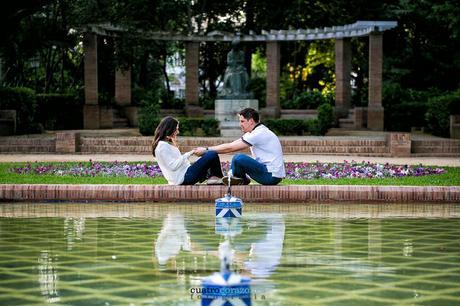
[152, 108, 285, 186]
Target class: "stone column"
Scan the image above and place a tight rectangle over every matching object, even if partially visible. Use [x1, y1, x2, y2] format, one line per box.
[367, 32, 384, 131]
[83, 32, 100, 129]
[335, 38, 351, 118]
[115, 67, 131, 106]
[185, 42, 203, 117]
[265, 41, 281, 118]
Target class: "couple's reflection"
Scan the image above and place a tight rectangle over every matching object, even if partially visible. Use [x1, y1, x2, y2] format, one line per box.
[154, 212, 285, 278]
[155, 213, 191, 269]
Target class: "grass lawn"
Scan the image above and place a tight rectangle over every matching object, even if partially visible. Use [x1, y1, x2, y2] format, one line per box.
[0, 162, 459, 186]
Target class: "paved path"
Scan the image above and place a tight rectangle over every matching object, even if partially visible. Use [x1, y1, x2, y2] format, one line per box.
[1, 153, 459, 166]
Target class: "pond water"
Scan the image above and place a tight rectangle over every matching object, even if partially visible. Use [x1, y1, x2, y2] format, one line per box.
[0, 203, 460, 305]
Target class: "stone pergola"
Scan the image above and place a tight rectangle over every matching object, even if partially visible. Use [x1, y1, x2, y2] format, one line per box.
[82, 20, 397, 130]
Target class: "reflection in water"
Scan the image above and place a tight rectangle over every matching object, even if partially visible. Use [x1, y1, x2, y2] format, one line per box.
[38, 250, 60, 303]
[244, 214, 285, 278]
[64, 217, 85, 251]
[0, 203, 457, 305]
[155, 214, 191, 269]
[403, 239, 413, 257]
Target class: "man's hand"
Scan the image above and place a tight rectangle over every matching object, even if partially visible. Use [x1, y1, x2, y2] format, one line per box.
[194, 147, 207, 156]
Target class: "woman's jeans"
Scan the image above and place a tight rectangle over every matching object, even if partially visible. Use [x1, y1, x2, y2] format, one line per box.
[231, 153, 282, 185]
[182, 150, 223, 185]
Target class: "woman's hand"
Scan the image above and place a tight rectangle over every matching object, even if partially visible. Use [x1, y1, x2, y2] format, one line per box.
[194, 147, 207, 156]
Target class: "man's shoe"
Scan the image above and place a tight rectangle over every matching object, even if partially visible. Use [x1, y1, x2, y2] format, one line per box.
[207, 176, 224, 185]
[222, 175, 245, 186]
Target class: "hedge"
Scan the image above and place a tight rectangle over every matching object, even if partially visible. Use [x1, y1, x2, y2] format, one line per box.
[0, 87, 40, 134]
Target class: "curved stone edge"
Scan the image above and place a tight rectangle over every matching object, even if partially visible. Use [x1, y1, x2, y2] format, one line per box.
[0, 184, 459, 203]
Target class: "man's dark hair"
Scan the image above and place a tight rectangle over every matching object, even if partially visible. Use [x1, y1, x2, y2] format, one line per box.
[238, 108, 259, 123]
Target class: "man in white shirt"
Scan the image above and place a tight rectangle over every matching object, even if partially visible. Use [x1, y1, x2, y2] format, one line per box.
[195, 108, 285, 185]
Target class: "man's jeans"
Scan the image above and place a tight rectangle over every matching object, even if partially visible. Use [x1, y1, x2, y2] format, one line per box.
[231, 153, 282, 185]
[182, 150, 223, 185]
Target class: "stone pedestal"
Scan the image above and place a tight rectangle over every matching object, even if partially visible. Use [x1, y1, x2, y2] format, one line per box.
[367, 106, 384, 131]
[56, 132, 80, 153]
[353, 107, 367, 129]
[215, 99, 258, 137]
[387, 132, 411, 157]
[99, 106, 113, 129]
[83, 105, 100, 129]
[450, 115, 460, 139]
[124, 106, 139, 127]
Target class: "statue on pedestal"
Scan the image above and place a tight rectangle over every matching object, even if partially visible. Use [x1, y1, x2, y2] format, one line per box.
[219, 39, 253, 99]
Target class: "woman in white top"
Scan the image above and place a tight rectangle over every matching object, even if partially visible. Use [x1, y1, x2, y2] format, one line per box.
[152, 116, 224, 185]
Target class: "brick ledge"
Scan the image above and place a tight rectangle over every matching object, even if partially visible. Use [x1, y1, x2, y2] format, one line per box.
[0, 184, 459, 203]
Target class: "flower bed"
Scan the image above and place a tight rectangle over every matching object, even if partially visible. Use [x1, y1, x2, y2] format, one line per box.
[10, 160, 445, 180]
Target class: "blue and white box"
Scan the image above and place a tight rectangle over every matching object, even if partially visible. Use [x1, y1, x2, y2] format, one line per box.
[201, 272, 251, 306]
[215, 195, 243, 218]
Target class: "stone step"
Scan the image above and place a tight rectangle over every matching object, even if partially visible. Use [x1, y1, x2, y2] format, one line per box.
[113, 118, 129, 128]
[0, 137, 55, 145]
[339, 118, 354, 123]
[80, 145, 150, 153]
[412, 146, 460, 154]
[80, 137, 387, 147]
[338, 123, 355, 129]
[0, 145, 55, 153]
[412, 140, 460, 154]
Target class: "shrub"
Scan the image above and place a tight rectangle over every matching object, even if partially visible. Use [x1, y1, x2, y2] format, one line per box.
[383, 83, 440, 131]
[247, 77, 266, 107]
[139, 117, 220, 136]
[317, 103, 335, 134]
[178, 118, 220, 136]
[263, 104, 333, 136]
[159, 89, 185, 109]
[138, 87, 161, 136]
[281, 89, 333, 109]
[0, 86, 40, 134]
[425, 89, 460, 137]
[263, 119, 311, 136]
[199, 94, 215, 110]
[36, 92, 83, 130]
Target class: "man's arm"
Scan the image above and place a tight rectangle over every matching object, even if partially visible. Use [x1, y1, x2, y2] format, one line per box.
[196, 138, 249, 155]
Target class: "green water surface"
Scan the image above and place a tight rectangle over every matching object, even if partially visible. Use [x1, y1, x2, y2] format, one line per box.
[0, 203, 459, 306]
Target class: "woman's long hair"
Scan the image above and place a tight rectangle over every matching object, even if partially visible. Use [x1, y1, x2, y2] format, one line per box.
[152, 116, 179, 157]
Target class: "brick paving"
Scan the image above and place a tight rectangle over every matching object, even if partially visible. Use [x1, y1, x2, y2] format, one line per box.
[1, 184, 459, 203]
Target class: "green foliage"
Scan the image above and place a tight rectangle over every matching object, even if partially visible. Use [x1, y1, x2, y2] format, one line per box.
[263, 117, 326, 136]
[383, 82, 441, 131]
[247, 77, 266, 108]
[0, 87, 40, 134]
[137, 86, 161, 135]
[177, 118, 220, 136]
[317, 103, 335, 135]
[139, 116, 220, 136]
[281, 89, 333, 109]
[159, 90, 185, 109]
[36, 92, 84, 130]
[251, 50, 267, 78]
[199, 94, 215, 110]
[425, 89, 460, 137]
[3, 0, 460, 136]
[264, 119, 311, 136]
